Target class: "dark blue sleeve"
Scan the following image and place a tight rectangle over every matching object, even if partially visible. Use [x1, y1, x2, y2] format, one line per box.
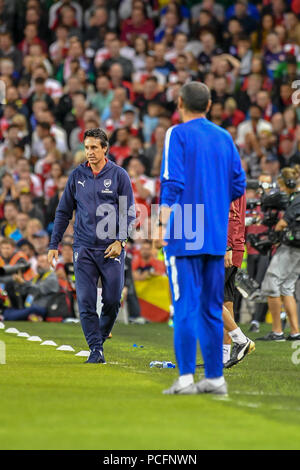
[117, 169, 136, 240]
[49, 173, 76, 249]
[231, 140, 246, 202]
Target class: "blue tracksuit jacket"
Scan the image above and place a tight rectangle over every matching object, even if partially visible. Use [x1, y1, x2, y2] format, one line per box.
[49, 160, 135, 249]
[160, 118, 246, 256]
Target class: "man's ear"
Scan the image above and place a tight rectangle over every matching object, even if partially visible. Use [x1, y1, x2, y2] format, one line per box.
[177, 95, 183, 111]
[206, 99, 212, 114]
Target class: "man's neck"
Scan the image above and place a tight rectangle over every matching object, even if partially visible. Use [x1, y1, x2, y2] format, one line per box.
[182, 112, 206, 123]
[90, 157, 107, 174]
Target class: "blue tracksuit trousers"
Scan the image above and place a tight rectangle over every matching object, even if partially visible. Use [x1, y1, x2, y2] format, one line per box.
[165, 253, 224, 379]
[73, 247, 125, 351]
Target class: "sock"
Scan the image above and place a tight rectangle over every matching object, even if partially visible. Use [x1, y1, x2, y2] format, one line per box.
[178, 374, 194, 388]
[228, 327, 247, 345]
[206, 376, 225, 387]
[290, 333, 300, 337]
[273, 331, 283, 336]
[223, 344, 231, 364]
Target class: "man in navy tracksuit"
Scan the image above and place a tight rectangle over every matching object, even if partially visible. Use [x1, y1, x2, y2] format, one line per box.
[48, 128, 135, 363]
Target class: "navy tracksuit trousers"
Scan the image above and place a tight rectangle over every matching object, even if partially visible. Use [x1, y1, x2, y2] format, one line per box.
[73, 246, 125, 351]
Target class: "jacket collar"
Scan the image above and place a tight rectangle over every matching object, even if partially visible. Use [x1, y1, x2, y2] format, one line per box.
[79, 159, 114, 177]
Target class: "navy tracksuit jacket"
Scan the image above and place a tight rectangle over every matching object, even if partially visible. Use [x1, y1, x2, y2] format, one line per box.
[49, 160, 135, 350]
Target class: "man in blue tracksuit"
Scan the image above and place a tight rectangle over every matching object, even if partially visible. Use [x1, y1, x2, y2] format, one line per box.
[48, 128, 135, 364]
[159, 82, 246, 394]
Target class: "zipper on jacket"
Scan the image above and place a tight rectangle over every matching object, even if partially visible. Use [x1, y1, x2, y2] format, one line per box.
[93, 174, 97, 245]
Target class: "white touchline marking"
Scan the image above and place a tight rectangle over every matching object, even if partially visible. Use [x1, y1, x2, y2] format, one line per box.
[236, 401, 262, 408]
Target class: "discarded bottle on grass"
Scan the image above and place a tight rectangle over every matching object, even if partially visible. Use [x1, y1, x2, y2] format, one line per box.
[150, 361, 176, 369]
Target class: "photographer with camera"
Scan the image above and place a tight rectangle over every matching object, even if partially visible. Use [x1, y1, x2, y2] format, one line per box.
[0, 253, 60, 322]
[0, 238, 35, 308]
[246, 173, 274, 333]
[258, 165, 300, 341]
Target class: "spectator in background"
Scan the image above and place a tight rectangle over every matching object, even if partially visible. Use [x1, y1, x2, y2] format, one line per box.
[1, 200, 19, 237]
[127, 156, 155, 230]
[32, 229, 49, 255]
[88, 75, 114, 118]
[264, 32, 285, 80]
[49, 0, 83, 30]
[0, 173, 19, 207]
[121, 5, 154, 45]
[132, 239, 165, 281]
[10, 212, 30, 242]
[109, 127, 131, 166]
[18, 190, 44, 226]
[236, 104, 273, 149]
[100, 38, 133, 82]
[0, 31, 22, 73]
[279, 132, 300, 168]
[228, 0, 257, 35]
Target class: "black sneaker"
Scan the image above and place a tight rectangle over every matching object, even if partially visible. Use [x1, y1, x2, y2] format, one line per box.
[224, 338, 255, 369]
[249, 321, 260, 333]
[286, 333, 300, 341]
[256, 332, 285, 342]
[85, 348, 106, 364]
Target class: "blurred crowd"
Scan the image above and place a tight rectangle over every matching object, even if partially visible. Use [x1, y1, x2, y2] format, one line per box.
[0, 0, 300, 323]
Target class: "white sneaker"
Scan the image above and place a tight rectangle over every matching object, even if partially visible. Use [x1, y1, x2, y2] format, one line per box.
[162, 379, 197, 395]
[195, 378, 228, 395]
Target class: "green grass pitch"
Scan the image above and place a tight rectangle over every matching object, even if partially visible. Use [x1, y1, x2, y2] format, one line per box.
[1, 321, 300, 450]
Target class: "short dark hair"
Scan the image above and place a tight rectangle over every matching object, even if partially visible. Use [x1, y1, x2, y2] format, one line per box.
[180, 82, 211, 113]
[4, 200, 18, 210]
[84, 128, 109, 154]
[250, 103, 263, 113]
[35, 76, 45, 85]
[0, 238, 15, 248]
[37, 121, 51, 131]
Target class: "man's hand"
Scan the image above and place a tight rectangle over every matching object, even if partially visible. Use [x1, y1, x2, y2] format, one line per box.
[104, 241, 122, 259]
[48, 249, 59, 268]
[122, 286, 128, 300]
[224, 250, 233, 268]
[152, 223, 168, 249]
[12, 271, 25, 284]
[275, 218, 288, 232]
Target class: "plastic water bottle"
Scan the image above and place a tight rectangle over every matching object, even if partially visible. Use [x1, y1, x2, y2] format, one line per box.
[150, 361, 176, 369]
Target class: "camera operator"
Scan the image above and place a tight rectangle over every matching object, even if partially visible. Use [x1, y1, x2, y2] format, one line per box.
[258, 165, 300, 341]
[247, 173, 274, 333]
[0, 238, 35, 308]
[0, 253, 60, 322]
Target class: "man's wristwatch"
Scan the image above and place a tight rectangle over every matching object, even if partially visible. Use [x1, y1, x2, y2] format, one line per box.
[226, 246, 233, 252]
[118, 240, 127, 249]
[157, 220, 167, 227]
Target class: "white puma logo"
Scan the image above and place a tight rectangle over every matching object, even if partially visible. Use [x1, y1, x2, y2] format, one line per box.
[78, 180, 85, 187]
[114, 258, 121, 264]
